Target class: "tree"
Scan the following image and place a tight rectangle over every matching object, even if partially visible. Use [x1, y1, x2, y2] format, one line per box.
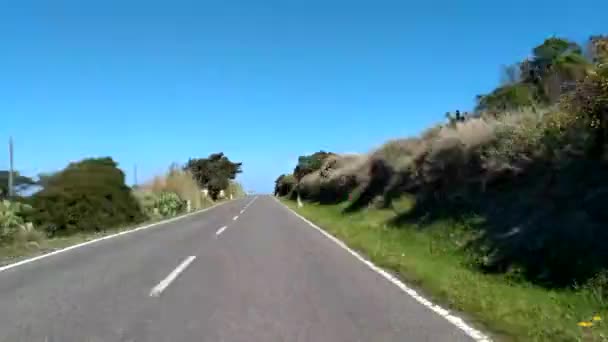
[521, 37, 590, 103]
[589, 35, 608, 66]
[184, 153, 242, 200]
[476, 37, 590, 112]
[0, 171, 36, 198]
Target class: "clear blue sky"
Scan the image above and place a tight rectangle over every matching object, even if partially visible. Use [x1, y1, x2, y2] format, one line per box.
[1, 0, 605, 193]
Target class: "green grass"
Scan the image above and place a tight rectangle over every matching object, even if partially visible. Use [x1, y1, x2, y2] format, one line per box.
[282, 198, 608, 342]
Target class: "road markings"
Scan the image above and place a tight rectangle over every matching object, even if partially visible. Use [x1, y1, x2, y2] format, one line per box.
[150, 256, 196, 297]
[275, 197, 492, 342]
[240, 209, 245, 214]
[0, 200, 234, 274]
[243, 196, 258, 210]
[233, 216, 239, 221]
[215, 226, 228, 236]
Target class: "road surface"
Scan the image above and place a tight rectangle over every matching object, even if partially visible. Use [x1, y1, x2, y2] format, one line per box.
[0, 196, 479, 342]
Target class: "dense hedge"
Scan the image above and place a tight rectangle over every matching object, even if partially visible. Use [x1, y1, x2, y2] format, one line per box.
[27, 157, 145, 235]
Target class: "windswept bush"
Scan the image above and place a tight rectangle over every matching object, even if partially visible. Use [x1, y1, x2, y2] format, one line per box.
[27, 157, 145, 236]
[297, 172, 321, 200]
[317, 154, 368, 204]
[274, 174, 296, 196]
[277, 34, 608, 288]
[293, 151, 335, 181]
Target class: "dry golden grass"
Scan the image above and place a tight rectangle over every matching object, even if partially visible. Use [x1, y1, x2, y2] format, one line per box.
[140, 166, 213, 210]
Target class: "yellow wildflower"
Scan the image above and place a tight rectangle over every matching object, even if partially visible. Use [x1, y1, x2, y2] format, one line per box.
[578, 321, 594, 327]
[593, 315, 602, 322]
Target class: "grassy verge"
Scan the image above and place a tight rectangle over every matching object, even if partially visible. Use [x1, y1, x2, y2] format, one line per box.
[0, 199, 225, 268]
[282, 198, 607, 342]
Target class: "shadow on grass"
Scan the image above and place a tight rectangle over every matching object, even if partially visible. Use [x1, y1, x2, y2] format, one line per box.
[343, 158, 608, 289]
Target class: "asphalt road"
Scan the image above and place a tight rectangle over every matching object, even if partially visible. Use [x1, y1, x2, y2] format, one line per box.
[0, 196, 478, 342]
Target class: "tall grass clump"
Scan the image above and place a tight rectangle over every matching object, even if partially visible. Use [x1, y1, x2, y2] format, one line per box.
[139, 164, 213, 214]
[226, 180, 246, 198]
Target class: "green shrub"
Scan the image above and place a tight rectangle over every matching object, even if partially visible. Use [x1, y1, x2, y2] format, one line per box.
[0, 199, 37, 243]
[28, 157, 145, 236]
[156, 192, 184, 217]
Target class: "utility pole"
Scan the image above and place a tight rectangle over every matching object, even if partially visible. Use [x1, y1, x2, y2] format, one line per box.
[133, 164, 138, 187]
[8, 137, 14, 197]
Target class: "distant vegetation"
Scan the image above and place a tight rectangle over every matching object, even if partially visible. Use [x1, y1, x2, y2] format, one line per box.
[0, 152, 244, 257]
[184, 152, 242, 200]
[276, 35, 608, 339]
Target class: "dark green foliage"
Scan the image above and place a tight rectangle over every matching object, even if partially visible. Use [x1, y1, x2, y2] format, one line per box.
[0, 171, 37, 198]
[184, 153, 242, 200]
[27, 157, 145, 236]
[562, 65, 608, 158]
[293, 151, 334, 181]
[476, 37, 590, 112]
[475, 83, 537, 112]
[522, 38, 589, 103]
[274, 174, 295, 196]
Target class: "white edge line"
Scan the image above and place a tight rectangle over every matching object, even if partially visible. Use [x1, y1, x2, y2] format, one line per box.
[149, 256, 196, 297]
[0, 200, 233, 274]
[215, 225, 228, 236]
[233, 216, 239, 221]
[240, 209, 245, 214]
[273, 197, 492, 342]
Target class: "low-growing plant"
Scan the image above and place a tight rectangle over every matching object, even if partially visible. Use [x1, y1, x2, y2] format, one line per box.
[0, 200, 41, 245]
[156, 192, 184, 217]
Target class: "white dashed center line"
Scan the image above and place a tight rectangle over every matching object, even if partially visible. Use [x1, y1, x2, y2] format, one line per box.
[215, 226, 227, 236]
[150, 256, 196, 297]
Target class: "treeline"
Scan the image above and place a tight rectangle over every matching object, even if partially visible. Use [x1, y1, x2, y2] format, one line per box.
[1, 152, 242, 249]
[275, 35, 608, 288]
